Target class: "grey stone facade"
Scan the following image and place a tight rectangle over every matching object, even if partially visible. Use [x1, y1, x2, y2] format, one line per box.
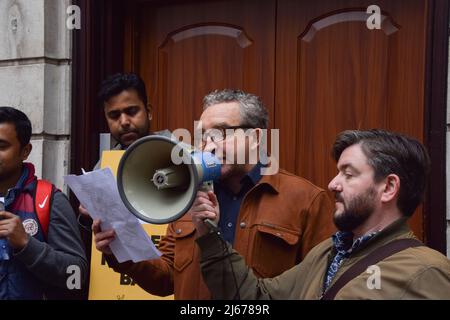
[0, 0, 71, 189]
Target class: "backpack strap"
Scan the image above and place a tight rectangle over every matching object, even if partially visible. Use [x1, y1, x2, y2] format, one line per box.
[321, 238, 423, 300]
[34, 180, 54, 239]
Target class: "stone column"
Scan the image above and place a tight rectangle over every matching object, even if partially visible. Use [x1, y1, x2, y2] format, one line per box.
[0, 0, 71, 190]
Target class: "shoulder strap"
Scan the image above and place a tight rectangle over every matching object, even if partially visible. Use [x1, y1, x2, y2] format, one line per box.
[34, 179, 54, 239]
[322, 238, 423, 300]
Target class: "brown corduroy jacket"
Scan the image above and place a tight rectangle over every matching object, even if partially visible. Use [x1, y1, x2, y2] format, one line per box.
[106, 169, 335, 299]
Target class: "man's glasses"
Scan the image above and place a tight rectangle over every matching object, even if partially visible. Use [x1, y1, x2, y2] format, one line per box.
[202, 126, 254, 145]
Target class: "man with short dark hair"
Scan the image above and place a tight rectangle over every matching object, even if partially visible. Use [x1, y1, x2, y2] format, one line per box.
[79, 73, 170, 213]
[0, 106, 87, 299]
[77, 73, 171, 279]
[194, 129, 450, 299]
[97, 73, 153, 150]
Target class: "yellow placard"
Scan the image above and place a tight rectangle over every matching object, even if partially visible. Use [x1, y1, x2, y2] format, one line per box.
[88, 150, 174, 300]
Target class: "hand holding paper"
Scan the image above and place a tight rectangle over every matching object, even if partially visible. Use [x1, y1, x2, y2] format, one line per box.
[64, 168, 160, 263]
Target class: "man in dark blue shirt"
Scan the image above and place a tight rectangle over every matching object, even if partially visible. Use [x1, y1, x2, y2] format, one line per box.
[215, 162, 264, 244]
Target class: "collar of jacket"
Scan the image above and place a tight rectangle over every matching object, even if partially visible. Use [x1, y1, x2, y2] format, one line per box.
[336, 217, 415, 259]
[253, 171, 281, 194]
[11, 163, 34, 189]
[4, 162, 37, 206]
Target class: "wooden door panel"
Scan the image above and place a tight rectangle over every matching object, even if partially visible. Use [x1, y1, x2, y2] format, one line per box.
[297, 19, 391, 182]
[134, 0, 276, 133]
[276, 0, 428, 238]
[157, 25, 250, 130]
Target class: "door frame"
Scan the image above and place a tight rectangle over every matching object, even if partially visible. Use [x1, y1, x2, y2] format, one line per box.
[423, 0, 449, 254]
[71, 0, 126, 173]
[72, 0, 449, 254]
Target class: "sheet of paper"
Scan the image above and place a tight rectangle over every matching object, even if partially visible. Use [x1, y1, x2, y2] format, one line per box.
[64, 168, 161, 263]
[99, 151, 148, 226]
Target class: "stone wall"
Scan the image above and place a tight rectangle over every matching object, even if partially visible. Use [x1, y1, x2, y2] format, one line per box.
[0, 0, 71, 189]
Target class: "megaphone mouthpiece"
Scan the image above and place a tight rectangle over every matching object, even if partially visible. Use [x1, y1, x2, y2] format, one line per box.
[151, 165, 190, 190]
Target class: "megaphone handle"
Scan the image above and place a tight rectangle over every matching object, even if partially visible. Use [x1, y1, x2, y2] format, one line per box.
[0, 202, 4, 222]
[204, 218, 219, 230]
[200, 181, 214, 192]
[199, 181, 219, 231]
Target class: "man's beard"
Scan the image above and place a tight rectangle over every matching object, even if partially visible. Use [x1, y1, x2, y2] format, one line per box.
[117, 125, 148, 146]
[333, 187, 377, 232]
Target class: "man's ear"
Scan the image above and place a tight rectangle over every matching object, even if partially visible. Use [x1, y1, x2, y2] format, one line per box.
[380, 174, 400, 204]
[146, 104, 153, 121]
[21, 143, 32, 161]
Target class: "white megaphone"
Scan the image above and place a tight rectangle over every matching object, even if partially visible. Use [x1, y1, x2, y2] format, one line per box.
[117, 135, 221, 225]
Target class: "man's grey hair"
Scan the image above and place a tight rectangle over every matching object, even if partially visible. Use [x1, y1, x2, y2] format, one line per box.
[202, 89, 269, 129]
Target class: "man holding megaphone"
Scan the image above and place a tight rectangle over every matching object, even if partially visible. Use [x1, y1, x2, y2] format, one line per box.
[94, 89, 334, 299]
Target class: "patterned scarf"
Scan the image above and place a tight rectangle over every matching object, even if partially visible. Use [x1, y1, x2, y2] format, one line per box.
[323, 230, 378, 291]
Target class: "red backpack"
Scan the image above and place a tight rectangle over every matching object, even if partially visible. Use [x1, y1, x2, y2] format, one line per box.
[33, 180, 55, 239]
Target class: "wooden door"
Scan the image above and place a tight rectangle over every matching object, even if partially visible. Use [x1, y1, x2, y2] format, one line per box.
[129, 0, 276, 133]
[275, 0, 428, 238]
[125, 0, 430, 239]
